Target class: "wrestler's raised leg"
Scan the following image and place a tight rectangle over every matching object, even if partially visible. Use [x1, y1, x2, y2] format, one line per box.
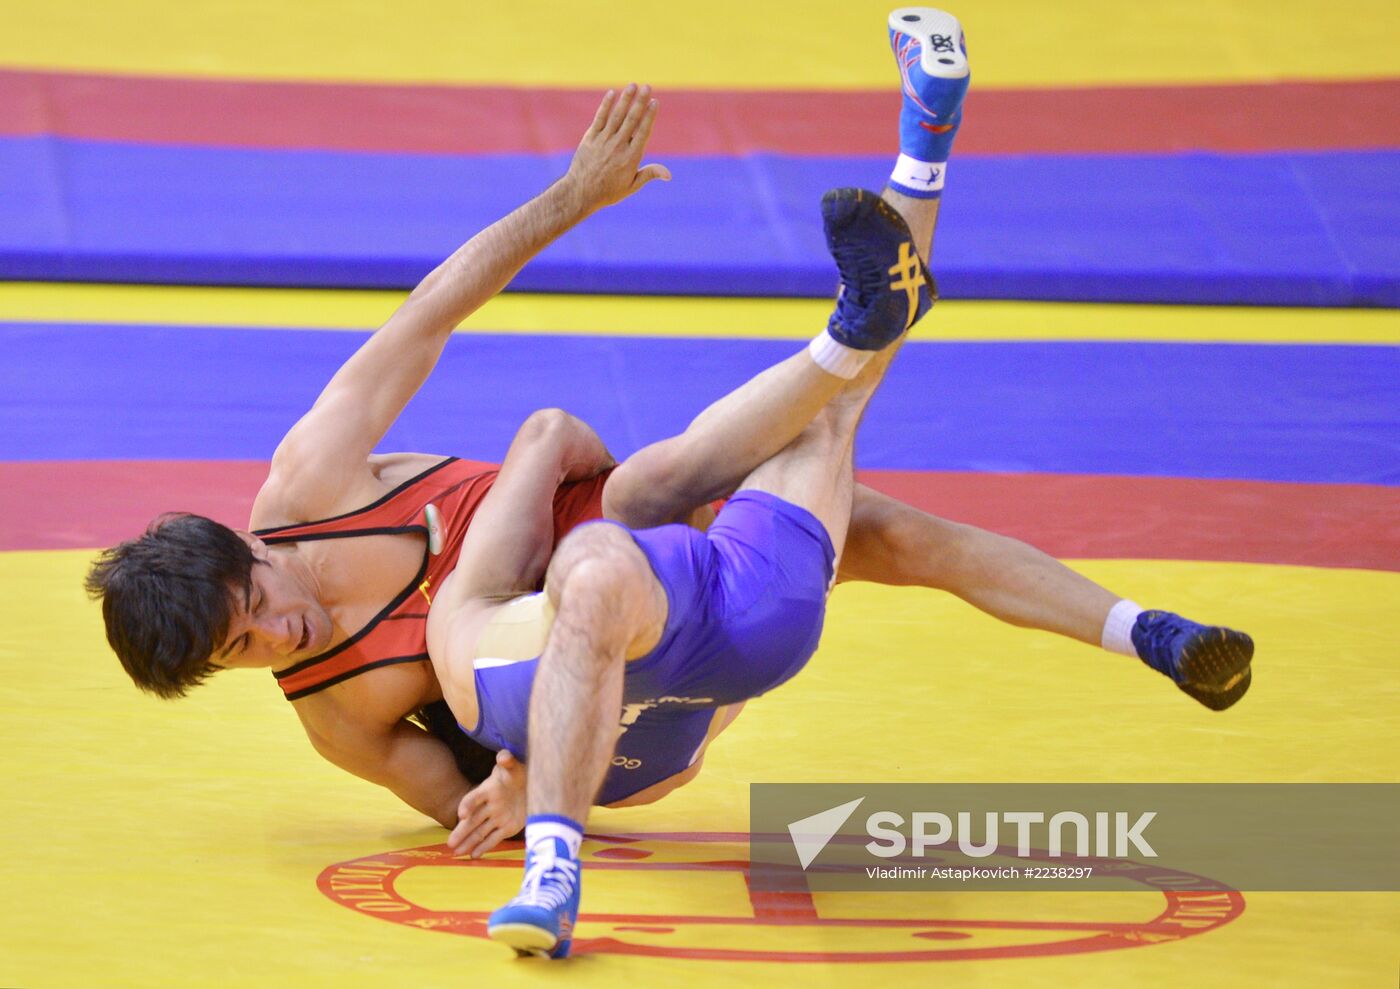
[825, 9, 1251, 708]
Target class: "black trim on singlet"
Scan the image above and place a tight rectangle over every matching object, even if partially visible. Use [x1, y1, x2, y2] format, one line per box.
[253, 456, 462, 538]
[264, 524, 425, 545]
[283, 654, 430, 701]
[273, 550, 431, 681]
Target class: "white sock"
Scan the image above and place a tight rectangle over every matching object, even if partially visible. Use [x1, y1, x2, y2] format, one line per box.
[1101, 599, 1144, 657]
[890, 153, 948, 198]
[524, 815, 583, 858]
[808, 329, 874, 379]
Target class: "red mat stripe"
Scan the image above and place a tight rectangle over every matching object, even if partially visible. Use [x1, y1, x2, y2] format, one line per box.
[2, 70, 1398, 156]
[5, 461, 1396, 572]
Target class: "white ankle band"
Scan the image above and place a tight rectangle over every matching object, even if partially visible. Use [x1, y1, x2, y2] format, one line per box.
[1102, 599, 1145, 657]
[525, 820, 583, 858]
[808, 330, 873, 379]
[890, 153, 947, 196]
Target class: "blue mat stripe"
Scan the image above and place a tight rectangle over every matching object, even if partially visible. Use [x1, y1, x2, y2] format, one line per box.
[0, 138, 1397, 306]
[2, 324, 1396, 484]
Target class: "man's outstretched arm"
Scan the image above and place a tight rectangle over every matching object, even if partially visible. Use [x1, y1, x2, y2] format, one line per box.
[266, 85, 668, 513]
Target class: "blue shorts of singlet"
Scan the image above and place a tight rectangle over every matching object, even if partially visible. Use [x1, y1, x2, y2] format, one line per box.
[463, 489, 836, 804]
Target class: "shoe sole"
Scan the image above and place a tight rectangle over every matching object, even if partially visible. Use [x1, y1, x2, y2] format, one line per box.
[1175, 628, 1254, 711]
[821, 188, 920, 250]
[488, 921, 558, 958]
[889, 7, 969, 78]
[820, 188, 936, 340]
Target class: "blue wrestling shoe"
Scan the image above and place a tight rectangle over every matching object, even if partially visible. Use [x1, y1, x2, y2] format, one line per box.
[822, 187, 935, 349]
[888, 7, 971, 198]
[487, 838, 581, 959]
[1131, 611, 1255, 711]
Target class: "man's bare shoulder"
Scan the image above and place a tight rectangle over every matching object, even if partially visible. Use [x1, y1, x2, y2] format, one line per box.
[250, 452, 450, 529]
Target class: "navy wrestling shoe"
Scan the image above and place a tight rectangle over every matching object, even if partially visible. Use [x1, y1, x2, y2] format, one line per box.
[1131, 610, 1255, 711]
[487, 838, 581, 959]
[822, 187, 935, 349]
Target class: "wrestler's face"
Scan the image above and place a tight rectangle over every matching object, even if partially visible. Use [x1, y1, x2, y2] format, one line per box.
[211, 537, 334, 669]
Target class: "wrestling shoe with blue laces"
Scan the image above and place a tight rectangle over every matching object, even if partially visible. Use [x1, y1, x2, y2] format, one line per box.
[1131, 611, 1255, 711]
[822, 187, 935, 350]
[487, 837, 581, 959]
[888, 7, 970, 198]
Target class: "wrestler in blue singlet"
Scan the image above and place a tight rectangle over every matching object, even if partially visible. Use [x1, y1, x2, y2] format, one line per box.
[463, 489, 836, 804]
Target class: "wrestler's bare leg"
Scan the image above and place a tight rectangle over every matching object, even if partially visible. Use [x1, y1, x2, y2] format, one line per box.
[741, 340, 904, 565]
[525, 525, 662, 828]
[860, 182, 1250, 701]
[840, 487, 1118, 644]
[850, 183, 1134, 649]
[602, 352, 858, 525]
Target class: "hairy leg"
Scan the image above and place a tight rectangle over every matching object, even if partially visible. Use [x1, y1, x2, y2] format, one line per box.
[840, 485, 1119, 646]
[525, 524, 666, 821]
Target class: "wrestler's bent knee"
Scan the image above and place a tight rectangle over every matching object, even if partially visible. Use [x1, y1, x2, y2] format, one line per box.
[602, 446, 689, 527]
[546, 523, 653, 609]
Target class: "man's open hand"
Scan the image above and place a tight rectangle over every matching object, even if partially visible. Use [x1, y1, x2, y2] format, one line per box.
[448, 749, 527, 858]
[564, 84, 671, 213]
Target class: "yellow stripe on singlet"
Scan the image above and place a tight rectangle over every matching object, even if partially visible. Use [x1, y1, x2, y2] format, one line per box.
[3, 282, 1399, 345]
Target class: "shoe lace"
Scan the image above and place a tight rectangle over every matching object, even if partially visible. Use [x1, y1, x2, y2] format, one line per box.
[513, 847, 580, 911]
[1134, 611, 1188, 678]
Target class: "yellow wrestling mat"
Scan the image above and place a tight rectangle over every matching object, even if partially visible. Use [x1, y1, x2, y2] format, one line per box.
[4, 0, 1397, 87]
[4, 550, 1396, 987]
[3, 0, 1397, 978]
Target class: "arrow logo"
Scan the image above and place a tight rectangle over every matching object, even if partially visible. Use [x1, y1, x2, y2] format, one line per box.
[787, 797, 865, 869]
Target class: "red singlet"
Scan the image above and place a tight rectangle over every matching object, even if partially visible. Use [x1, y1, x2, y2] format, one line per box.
[255, 457, 608, 700]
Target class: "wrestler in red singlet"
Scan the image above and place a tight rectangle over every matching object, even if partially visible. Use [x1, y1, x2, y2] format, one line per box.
[255, 457, 609, 701]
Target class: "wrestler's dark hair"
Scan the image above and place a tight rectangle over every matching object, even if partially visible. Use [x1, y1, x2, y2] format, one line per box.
[84, 512, 256, 700]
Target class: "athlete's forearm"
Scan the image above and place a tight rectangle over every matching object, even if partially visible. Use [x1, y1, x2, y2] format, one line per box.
[309, 719, 472, 829]
[380, 739, 473, 829]
[398, 85, 667, 341]
[391, 776, 469, 830]
[267, 89, 666, 479]
[400, 177, 593, 336]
